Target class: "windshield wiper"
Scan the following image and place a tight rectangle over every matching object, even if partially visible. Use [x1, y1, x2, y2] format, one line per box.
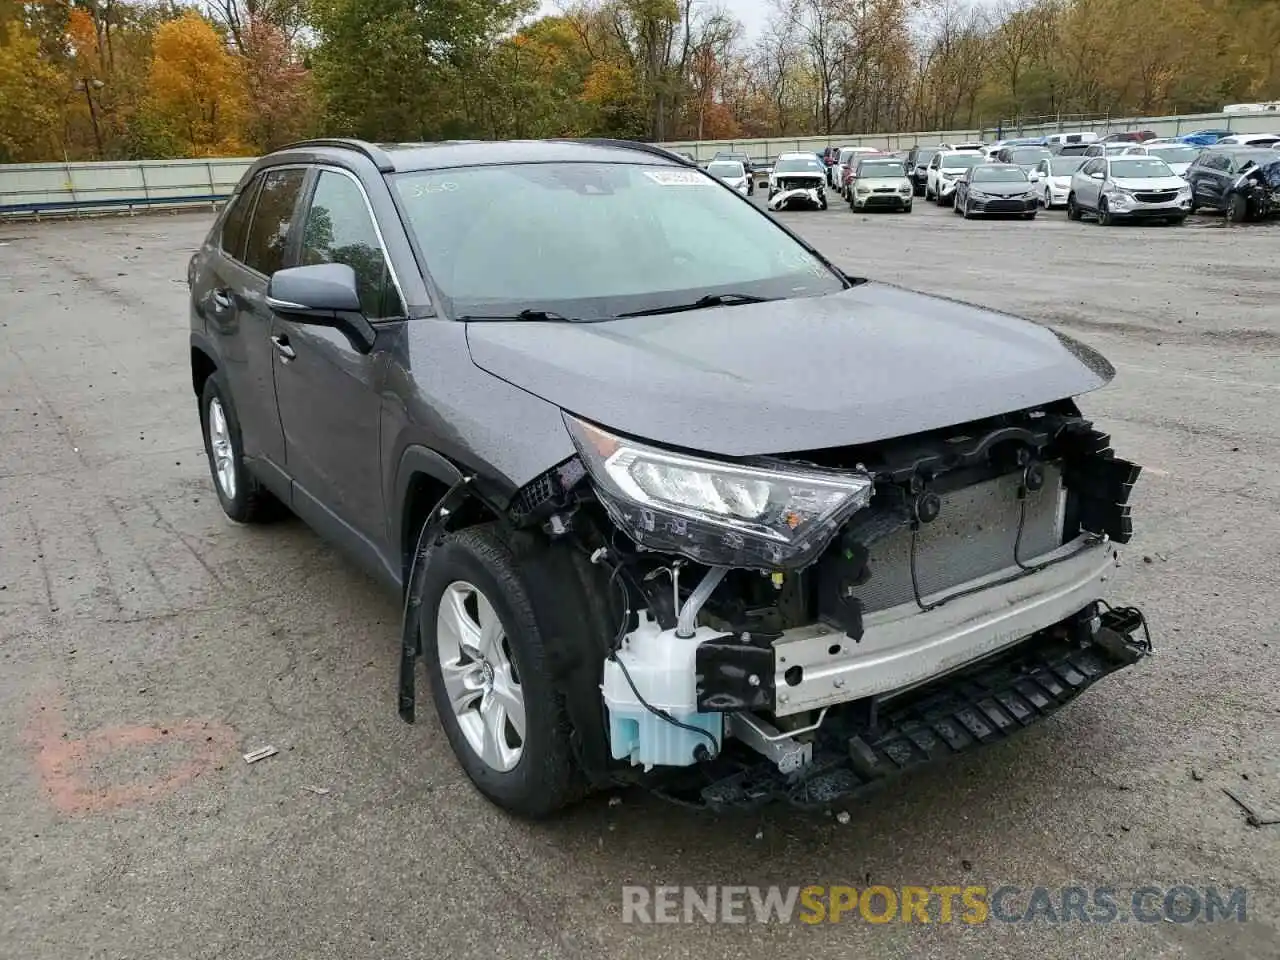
[455, 309, 586, 323]
[616, 293, 776, 319]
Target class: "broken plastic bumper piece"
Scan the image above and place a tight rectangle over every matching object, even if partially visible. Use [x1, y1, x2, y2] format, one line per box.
[692, 604, 1151, 811]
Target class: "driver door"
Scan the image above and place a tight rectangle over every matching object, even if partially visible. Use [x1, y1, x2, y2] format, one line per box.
[271, 167, 407, 567]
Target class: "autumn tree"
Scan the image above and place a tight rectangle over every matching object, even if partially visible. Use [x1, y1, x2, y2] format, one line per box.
[0, 20, 64, 161]
[146, 11, 248, 156]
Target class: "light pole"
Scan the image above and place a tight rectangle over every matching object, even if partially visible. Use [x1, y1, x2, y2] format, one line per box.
[77, 78, 105, 159]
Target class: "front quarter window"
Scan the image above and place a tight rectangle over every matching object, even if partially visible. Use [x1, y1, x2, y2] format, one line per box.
[392, 162, 845, 320]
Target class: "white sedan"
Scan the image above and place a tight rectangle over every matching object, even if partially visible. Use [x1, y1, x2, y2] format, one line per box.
[1029, 155, 1085, 208]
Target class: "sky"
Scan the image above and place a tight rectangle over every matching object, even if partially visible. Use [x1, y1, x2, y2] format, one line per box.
[535, 0, 773, 40]
[535, 0, 999, 43]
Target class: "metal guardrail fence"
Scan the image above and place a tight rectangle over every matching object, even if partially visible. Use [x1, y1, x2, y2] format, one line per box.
[1, 109, 1276, 219]
[0, 157, 253, 219]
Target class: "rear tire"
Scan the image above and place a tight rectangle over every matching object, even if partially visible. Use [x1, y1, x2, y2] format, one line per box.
[420, 525, 584, 818]
[199, 373, 282, 524]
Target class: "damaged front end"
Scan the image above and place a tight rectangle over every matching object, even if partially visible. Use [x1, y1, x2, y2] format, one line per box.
[498, 401, 1151, 811]
[769, 176, 827, 211]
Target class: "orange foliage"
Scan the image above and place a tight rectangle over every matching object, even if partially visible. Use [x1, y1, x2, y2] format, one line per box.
[147, 12, 248, 156]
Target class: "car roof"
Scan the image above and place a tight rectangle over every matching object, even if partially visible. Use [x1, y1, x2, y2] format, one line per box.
[268, 137, 691, 173]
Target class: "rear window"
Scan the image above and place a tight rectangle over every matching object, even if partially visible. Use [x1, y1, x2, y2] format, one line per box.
[242, 168, 306, 276]
[1009, 148, 1052, 165]
[1049, 157, 1085, 175]
[218, 176, 261, 261]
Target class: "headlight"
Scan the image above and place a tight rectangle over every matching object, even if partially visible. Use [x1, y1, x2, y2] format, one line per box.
[855, 186, 870, 194]
[563, 414, 874, 569]
[898, 184, 912, 194]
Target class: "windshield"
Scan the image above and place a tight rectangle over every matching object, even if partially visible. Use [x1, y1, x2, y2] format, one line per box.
[1009, 148, 1052, 165]
[973, 166, 1029, 182]
[1146, 146, 1198, 163]
[393, 163, 844, 320]
[774, 156, 825, 173]
[1109, 158, 1174, 178]
[913, 149, 938, 164]
[857, 161, 905, 178]
[714, 153, 748, 164]
[706, 161, 745, 178]
[1049, 157, 1085, 175]
[1103, 143, 1131, 155]
[941, 154, 983, 169]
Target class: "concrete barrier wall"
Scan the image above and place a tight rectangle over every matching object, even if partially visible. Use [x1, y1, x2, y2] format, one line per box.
[2, 109, 1277, 217]
[0, 158, 253, 217]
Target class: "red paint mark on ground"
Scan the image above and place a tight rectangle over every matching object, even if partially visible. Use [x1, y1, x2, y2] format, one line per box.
[23, 690, 237, 815]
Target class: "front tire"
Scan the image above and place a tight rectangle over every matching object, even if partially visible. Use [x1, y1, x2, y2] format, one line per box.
[1227, 194, 1248, 223]
[421, 525, 583, 818]
[199, 373, 281, 524]
[1067, 194, 1082, 221]
[1097, 199, 1112, 226]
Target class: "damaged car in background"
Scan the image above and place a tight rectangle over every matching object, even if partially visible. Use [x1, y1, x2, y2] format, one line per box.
[767, 152, 830, 210]
[188, 137, 1151, 819]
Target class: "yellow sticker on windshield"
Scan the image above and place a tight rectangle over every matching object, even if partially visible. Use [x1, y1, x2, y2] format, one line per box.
[644, 170, 710, 186]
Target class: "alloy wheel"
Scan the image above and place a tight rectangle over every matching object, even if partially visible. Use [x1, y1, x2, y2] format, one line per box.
[435, 580, 526, 773]
[206, 397, 236, 501]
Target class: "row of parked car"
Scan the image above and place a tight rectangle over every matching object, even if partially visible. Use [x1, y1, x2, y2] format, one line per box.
[692, 128, 1280, 223]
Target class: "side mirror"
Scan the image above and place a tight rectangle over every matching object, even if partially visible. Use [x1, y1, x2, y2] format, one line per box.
[267, 263, 376, 353]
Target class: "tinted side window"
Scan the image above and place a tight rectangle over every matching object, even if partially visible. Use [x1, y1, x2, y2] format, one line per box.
[300, 170, 405, 320]
[219, 175, 262, 262]
[243, 168, 306, 276]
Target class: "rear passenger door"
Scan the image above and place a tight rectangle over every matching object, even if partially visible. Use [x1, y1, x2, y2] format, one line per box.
[271, 167, 407, 561]
[205, 167, 307, 477]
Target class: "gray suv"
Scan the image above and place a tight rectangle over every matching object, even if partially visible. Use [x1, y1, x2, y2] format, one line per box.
[189, 138, 1150, 818]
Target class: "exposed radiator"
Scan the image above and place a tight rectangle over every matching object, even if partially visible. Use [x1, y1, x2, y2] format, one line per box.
[853, 467, 1065, 613]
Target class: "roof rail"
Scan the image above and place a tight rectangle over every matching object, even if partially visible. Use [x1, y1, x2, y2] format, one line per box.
[273, 138, 395, 172]
[552, 138, 694, 166]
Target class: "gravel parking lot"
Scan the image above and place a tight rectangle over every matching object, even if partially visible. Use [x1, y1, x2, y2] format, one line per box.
[2, 199, 1278, 960]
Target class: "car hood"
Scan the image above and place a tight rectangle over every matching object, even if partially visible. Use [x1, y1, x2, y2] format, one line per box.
[773, 171, 825, 182]
[1113, 176, 1187, 190]
[465, 284, 1115, 457]
[971, 181, 1034, 195]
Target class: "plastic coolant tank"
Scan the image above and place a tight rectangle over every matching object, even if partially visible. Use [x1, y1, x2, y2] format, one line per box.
[601, 611, 725, 771]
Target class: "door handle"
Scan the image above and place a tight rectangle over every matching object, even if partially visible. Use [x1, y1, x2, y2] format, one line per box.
[271, 335, 296, 362]
[211, 288, 234, 312]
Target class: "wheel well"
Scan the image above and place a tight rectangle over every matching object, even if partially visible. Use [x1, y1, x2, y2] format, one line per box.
[400, 470, 496, 584]
[191, 347, 217, 399]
